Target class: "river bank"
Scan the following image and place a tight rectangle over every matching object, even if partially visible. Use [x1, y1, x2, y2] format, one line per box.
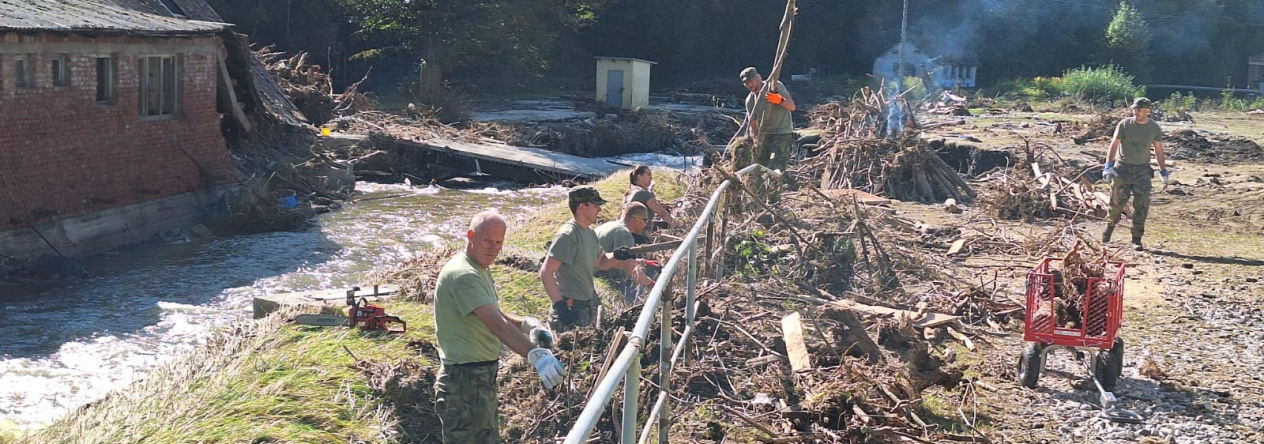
[3, 171, 686, 443]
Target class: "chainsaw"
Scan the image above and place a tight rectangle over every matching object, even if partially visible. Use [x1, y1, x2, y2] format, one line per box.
[293, 286, 406, 333]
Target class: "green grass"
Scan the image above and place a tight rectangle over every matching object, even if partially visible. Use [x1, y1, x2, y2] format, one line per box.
[20, 170, 686, 444]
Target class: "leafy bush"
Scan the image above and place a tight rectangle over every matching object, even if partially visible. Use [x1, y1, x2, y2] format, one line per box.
[1060, 65, 1143, 105]
[1164, 91, 1198, 112]
[995, 76, 1064, 101]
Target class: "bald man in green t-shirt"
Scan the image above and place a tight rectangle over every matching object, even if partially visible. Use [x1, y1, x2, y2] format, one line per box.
[433, 210, 566, 443]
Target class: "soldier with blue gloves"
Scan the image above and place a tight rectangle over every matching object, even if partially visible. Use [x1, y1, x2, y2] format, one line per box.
[1102, 97, 1169, 251]
[434, 210, 565, 443]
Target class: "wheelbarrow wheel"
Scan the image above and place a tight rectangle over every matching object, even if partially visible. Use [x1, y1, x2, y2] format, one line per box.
[1095, 338, 1125, 391]
[1018, 342, 1044, 388]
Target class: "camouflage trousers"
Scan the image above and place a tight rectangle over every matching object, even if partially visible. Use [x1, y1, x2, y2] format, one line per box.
[1106, 163, 1153, 240]
[552, 297, 599, 332]
[435, 361, 500, 444]
[747, 133, 795, 204]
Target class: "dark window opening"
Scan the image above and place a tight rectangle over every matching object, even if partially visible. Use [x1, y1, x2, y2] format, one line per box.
[138, 55, 179, 117]
[51, 54, 70, 87]
[96, 56, 117, 104]
[15, 56, 31, 89]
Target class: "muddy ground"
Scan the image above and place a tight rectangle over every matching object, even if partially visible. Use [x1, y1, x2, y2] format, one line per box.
[907, 109, 1264, 443]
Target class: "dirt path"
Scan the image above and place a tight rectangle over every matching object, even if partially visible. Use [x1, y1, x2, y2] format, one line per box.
[905, 110, 1264, 443]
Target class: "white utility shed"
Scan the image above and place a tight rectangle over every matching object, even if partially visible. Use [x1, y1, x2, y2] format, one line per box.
[595, 56, 656, 109]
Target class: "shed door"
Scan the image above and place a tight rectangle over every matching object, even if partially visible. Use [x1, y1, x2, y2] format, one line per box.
[606, 69, 624, 108]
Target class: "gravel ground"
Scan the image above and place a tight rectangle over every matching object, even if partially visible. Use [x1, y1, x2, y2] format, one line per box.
[979, 253, 1264, 444]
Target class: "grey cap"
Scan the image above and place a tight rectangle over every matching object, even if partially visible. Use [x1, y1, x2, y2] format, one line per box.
[739, 67, 760, 82]
[1131, 97, 1153, 109]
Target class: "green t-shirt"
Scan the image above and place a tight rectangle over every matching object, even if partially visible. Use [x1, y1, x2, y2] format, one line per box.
[547, 220, 600, 301]
[595, 220, 635, 253]
[625, 186, 656, 222]
[1114, 117, 1162, 165]
[745, 80, 794, 135]
[433, 251, 501, 365]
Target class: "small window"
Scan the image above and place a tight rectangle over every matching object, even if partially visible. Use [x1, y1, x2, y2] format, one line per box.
[51, 54, 70, 87]
[14, 55, 32, 89]
[138, 55, 179, 117]
[96, 56, 117, 103]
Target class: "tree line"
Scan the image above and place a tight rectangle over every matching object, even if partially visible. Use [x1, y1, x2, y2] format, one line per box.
[206, 0, 1264, 97]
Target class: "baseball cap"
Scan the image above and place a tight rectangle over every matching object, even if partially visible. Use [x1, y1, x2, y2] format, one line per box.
[1131, 97, 1152, 109]
[739, 67, 759, 82]
[569, 186, 607, 206]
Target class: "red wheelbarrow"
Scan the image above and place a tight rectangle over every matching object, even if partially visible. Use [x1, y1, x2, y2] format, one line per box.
[1017, 257, 1143, 424]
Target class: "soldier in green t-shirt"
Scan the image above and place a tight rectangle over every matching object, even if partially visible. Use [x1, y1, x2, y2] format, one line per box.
[1101, 97, 1170, 251]
[540, 186, 633, 330]
[740, 67, 797, 203]
[433, 211, 565, 443]
[595, 201, 657, 303]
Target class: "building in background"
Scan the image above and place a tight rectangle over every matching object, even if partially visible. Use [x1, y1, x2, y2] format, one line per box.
[595, 56, 656, 110]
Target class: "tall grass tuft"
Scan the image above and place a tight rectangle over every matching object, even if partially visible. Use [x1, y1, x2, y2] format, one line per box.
[1060, 65, 1143, 105]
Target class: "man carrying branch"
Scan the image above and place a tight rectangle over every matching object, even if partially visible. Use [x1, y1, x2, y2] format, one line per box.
[740, 66, 796, 202]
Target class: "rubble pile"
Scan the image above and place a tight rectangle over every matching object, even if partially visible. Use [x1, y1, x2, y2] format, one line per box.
[475, 109, 680, 157]
[257, 47, 371, 125]
[1163, 129, 1264, 164]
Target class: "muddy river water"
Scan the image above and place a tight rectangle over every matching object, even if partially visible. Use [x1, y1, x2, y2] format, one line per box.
[0, 153, 695, 431]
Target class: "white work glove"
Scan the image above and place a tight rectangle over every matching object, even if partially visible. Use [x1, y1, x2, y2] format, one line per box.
[1102, 161, 1118, 181]
[1159, 169, 1170, 186]
[519, 316, 553, 348]
[527, 348, 566, 390]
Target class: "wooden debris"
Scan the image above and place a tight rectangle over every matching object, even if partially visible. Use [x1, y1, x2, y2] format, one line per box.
[781, 312, 813, 372]
[947, 239, 966, 256]
[834, 299, 961, 329]
[945, 325, 975, 350]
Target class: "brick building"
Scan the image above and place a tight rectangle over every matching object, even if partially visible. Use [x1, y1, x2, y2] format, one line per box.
[0, 0, 237, 270]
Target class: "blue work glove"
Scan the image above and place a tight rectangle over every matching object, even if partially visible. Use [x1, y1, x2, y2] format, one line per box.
[1102, 161, 1118, 181]
[519, 316, 553, 348]
[527, 348, 566, 390]
[1159, 169, 1170, 186]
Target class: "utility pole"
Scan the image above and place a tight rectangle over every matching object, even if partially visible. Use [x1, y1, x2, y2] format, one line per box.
[897, 0, 908, 89]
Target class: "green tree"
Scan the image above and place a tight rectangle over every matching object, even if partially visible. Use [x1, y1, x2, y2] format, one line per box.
[1104, 1, 1152, 82]
[338, 0, 607, 100]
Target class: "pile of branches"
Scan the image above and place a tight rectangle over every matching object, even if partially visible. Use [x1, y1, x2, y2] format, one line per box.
[1042, 244, 1117, 332]
[257, 47, 370, 125]
[980, 142, 1114, 221]
[1070, 111, 1126, 145]
[807, 86, 916, 140]
[803, 132, 977, 204]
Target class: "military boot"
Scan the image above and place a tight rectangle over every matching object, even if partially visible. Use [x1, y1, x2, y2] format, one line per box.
[1131, 237, 1144, 251]
[1102, 225, 1115, 243]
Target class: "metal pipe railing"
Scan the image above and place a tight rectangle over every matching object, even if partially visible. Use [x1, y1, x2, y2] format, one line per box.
[563, 164, 769, 444]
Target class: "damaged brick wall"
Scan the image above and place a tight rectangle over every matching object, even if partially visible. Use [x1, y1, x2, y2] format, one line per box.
[0, 33, 232, 231]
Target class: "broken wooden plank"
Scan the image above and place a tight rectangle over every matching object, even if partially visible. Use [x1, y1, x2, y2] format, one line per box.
[947, 239, 966, 256]
[217, 53, 252, 133]
[781, 311, 812, 372]
[945, 325, 975, 350]
[834, 299, 961, 329]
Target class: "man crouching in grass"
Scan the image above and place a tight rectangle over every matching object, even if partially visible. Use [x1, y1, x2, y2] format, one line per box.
[433, 210, 565, 443]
